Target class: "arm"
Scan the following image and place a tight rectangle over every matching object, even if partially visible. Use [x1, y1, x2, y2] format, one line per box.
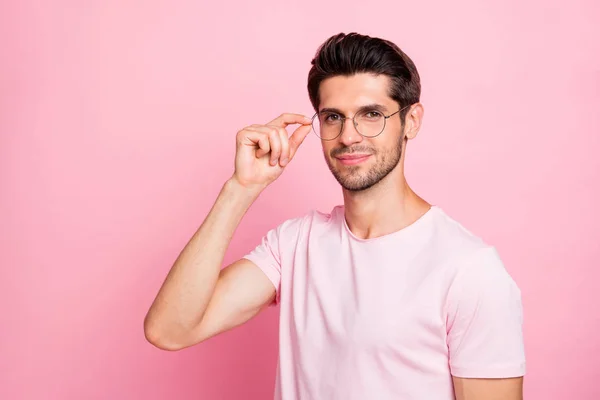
[143, 113, 312, 350]
[453, 377, 523, 400]
[447, 247, 526, 399]
[143, 179, 270, 350]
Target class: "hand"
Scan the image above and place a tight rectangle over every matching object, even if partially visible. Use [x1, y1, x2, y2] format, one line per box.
[232, 113, 313, 190]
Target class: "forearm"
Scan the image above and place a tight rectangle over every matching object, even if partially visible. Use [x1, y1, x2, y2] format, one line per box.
[144, 178, 262, 347]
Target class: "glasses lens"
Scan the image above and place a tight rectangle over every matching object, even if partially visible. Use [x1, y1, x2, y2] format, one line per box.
[312, 110, 387, 139]
[313, 112, 342, 140]
[355, 109, 385, 137]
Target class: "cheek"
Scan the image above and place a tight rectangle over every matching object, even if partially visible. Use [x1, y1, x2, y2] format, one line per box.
[382, 135, 402, 151]
[321, 142, 335, 156]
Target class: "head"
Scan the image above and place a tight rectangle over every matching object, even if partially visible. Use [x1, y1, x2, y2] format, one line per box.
[307, 32, 423, 192]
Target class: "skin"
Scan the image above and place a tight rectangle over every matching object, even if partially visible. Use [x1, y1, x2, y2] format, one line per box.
[317, 74, 430, 240]
[144, 73, 523, 399]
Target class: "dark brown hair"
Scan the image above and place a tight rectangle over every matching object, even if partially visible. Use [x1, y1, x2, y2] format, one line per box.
[307, 32, 421, 121]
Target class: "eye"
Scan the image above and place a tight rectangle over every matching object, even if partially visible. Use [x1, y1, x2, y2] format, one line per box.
[323, 113, 341, 123]
[363, 110, 383, 119]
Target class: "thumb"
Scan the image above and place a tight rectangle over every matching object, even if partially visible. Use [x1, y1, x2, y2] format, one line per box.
[289, 124, 313, 159]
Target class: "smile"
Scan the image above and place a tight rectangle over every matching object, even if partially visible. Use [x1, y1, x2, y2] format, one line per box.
[335, 154, 372, 165]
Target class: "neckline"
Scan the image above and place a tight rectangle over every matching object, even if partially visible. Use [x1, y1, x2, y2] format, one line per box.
[340, 205, 439, 243]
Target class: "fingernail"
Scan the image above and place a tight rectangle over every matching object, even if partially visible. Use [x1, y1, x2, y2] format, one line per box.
[281, 158, 288, 166]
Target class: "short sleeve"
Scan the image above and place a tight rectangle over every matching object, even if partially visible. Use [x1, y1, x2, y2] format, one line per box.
[243, 226, 283, 306]
[446, 247, 526, 378]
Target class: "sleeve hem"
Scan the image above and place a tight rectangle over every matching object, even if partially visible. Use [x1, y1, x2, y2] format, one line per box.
[242, 255, 280, 305]
[450, 363, 526, 379]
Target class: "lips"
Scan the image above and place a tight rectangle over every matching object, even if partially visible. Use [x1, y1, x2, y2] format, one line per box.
[335, 154, 371, 165]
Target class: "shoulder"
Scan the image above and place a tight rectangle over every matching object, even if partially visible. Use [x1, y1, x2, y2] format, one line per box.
[416, 206, 494, 276]
[442, 244, 520, 317]
[427, 207, 518, 288]
[429, 206, 491, 256]
[270, 204, 343, 239]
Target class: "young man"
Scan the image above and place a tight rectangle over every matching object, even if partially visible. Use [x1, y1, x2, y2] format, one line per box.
[144, 32, 526, 399]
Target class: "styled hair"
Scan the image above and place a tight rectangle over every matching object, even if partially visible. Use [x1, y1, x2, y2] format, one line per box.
[307, 32, 421, 121]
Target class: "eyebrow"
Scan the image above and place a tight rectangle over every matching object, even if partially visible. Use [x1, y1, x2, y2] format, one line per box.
[319, 103, 389, 115]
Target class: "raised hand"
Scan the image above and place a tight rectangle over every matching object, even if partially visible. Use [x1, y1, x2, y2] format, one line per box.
[232, 113, 313, 190]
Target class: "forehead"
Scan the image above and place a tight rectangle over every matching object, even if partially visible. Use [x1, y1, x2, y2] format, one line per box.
[318, 73, 394, 111]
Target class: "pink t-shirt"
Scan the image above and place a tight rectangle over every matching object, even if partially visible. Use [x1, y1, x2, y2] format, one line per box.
[244, 205, 526, 400]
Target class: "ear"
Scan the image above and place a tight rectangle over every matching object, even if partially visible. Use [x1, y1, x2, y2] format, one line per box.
[404, 103, 424, 140]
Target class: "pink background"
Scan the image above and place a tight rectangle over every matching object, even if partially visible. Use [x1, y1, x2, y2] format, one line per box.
[1, 0, 599, 399]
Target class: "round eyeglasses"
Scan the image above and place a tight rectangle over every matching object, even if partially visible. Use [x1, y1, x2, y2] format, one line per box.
[311, 104, 412, 141]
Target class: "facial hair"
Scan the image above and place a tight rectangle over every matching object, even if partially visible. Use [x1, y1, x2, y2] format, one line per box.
[325, 133, 404, 192]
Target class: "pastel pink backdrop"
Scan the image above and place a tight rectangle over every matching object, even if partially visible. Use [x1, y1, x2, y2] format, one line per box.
[1, 0, 598, 399]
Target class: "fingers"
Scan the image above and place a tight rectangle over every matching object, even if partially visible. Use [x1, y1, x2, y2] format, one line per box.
[277, 127, 290, 166]
[240, 113, 313, 166]
[244, 125, 283, 165]
[242, 129, 271, 158]
[267, 113, 312, 128]
[268, 128, 282, 166]
[289, 124, 312, 159]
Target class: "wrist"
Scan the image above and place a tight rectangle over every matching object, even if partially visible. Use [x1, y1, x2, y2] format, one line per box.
[224, 176, 266, 201]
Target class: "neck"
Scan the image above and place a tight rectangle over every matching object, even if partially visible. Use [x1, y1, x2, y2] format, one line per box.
[342, 164, 431, 240]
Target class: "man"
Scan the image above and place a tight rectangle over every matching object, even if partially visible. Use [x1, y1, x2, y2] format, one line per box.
[144, 32, 526, 399]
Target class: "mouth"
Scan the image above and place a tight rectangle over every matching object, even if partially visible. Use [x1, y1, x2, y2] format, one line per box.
[335, 154, 372, 166]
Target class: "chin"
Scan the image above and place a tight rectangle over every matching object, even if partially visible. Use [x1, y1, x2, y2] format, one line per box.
[334, 171, 378, 192]
[340, 179, 380, 192]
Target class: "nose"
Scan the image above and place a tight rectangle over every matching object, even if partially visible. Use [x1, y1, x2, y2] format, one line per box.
[338, 118, 364, 147]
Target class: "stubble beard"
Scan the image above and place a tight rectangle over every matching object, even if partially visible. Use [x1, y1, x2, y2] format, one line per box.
[325, 134, 404, 192]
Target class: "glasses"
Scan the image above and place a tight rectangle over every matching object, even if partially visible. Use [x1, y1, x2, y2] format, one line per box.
[311, 104, 412, 141]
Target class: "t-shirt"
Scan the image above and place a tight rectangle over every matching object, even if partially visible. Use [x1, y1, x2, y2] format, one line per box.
[243, 205, 526, 400]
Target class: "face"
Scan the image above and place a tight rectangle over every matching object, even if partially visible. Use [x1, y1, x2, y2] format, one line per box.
[316, 73, 406, 192]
